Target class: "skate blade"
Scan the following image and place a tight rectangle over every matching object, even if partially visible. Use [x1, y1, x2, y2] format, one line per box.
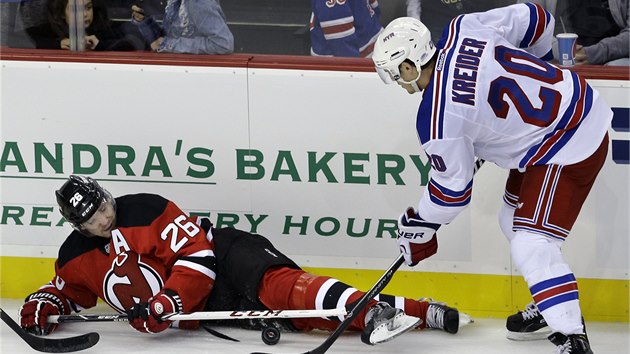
[506, 328, 552, 341]
[459, 312, 474, 328]
[369, 314, 421, 344]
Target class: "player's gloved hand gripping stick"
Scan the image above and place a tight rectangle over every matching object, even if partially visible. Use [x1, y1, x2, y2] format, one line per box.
[397, 208, 440, 266]
[126, 290, 181, 334]
[398, 158, 486, 266]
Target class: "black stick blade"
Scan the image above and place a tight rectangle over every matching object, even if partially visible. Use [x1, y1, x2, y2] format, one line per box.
[1, 307, 100, 353]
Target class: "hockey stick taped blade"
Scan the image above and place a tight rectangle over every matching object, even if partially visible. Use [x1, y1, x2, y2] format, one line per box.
[28, 333, 100, 354]
[1, 308, 100, 353]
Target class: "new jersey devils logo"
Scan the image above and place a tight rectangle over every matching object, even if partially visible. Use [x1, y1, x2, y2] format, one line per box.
[103, 252, 165, 313]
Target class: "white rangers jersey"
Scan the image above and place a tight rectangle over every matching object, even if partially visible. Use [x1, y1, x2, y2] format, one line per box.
[415, 3, 613, 224]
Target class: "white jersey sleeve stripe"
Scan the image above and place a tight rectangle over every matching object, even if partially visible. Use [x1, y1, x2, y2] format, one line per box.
[427, 178, 473, 207]
[519, 3, 551, 48]
[173, 259, 217, 280]
[186, 249, 215, 258]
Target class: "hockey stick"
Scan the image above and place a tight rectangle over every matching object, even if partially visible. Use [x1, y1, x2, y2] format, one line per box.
[251, 158, 486, 354]
[0, 307, 99, 353]
[49, 308, 348, 323]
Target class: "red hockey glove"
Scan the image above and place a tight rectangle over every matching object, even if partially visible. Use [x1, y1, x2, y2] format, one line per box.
[19, 292, 66, 335]
[397, 207, 440, 266]
[127, 289, 182, 334]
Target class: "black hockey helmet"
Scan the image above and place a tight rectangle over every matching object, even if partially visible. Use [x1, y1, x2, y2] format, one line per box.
[55, 175, 112, 230]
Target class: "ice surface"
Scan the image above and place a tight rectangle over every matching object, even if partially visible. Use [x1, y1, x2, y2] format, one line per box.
[1, 299, 628, 354]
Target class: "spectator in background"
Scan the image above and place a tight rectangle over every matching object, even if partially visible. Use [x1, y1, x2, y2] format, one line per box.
[309, 0, 383, 57]
[17, 0, 144, 50]
[518, 0, 629, 65]
[131, 0, 233, 54]
[572, 0, 628, 65]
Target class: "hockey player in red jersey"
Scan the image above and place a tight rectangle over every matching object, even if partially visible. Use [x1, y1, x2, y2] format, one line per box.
[371, 3, 612, 354]
[19, 175, 463, 344]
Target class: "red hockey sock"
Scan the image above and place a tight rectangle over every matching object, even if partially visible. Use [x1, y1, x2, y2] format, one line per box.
[258, 267, 377, 332]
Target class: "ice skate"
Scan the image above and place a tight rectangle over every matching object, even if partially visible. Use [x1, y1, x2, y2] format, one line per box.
[361, 302, 420, 345]
[506, 301, 551, 340]
[425, 301, 462, 334]
[548, 332, 593, 354]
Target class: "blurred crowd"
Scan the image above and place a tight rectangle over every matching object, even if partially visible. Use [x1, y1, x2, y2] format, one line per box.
[0, 0, 627, 65]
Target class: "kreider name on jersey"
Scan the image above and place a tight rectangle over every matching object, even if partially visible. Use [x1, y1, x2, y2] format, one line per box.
[452, 38, 487, 106]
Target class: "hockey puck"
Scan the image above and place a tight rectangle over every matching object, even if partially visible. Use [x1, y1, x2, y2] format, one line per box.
[261, 326, 280, 345]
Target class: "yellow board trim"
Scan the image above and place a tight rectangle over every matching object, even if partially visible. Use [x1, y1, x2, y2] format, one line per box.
[1, 257, 627, 322]
[0, 257, 56, 300]
[301, 267, 629, 322]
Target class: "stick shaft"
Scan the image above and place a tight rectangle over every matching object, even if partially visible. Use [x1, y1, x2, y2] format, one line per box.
[49, 308, 347, 324]
[304, 254, 405, 354]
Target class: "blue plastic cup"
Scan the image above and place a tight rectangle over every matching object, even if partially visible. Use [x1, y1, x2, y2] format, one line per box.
[556, 33, 578, 66]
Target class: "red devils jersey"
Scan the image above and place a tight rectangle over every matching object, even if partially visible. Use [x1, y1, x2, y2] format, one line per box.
[34, 193, 216, 316]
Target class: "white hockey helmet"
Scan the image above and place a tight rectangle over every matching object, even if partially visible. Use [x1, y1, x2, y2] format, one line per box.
[372, 17, 436, 85]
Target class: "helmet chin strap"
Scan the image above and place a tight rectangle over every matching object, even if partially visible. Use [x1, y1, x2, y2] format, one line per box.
[410, 80, 421, 93]
[397, 70, 422, 92]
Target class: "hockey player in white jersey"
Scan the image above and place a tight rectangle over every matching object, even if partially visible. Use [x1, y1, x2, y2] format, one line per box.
[371, 3, 613, 354]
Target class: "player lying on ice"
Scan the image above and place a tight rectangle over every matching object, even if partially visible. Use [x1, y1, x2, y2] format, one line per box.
[19, 175, 466, 345]
[371, 3, 612, 354]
